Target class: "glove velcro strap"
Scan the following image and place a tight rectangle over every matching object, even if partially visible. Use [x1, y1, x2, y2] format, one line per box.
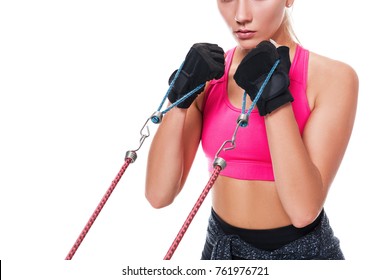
[260, 90, 294, 116]
[259, 71, 290, 101]
[257, 71, 293, 116]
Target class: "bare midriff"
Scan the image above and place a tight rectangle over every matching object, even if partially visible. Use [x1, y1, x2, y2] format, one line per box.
[211, 175, 292, 230]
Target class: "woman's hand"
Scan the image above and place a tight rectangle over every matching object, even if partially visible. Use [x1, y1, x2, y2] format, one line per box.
[233, 40, 293, 116]
[168, 43, 225, 108]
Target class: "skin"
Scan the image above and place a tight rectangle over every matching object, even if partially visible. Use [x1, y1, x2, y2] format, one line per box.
[145, 0, 359, 229]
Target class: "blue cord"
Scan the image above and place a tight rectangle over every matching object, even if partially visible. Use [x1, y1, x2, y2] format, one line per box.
[156, 62, 185, 112]
[152, 62, 205, 123]
[161, 83, 205, 114]
[152, 58, 280, 125]
[242, 59, 280, 116]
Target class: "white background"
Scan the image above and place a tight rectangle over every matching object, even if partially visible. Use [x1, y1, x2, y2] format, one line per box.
[0, 0, 389, 279]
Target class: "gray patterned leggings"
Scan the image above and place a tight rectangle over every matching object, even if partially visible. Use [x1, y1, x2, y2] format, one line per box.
[201, 209, 344, 260]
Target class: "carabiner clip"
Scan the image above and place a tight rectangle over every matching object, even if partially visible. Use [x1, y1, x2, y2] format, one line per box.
[212, 139, 233, 170]
[212, 121, 244, 170]
[135, 117, 151, 152]
[125, 117, 151, 160]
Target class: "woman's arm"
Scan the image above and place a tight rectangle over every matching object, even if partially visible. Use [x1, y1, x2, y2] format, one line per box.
[265, 54, 359, 227]
[145, 43, 224, 209]
[145, 100, 203, 208]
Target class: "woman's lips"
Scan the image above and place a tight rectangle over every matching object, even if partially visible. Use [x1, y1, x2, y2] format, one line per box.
[235, 29, 256, 40]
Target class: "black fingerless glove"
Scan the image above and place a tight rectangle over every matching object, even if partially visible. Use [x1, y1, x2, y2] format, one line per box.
[168, 43, 225, 109]
[233, 41, 293, 116]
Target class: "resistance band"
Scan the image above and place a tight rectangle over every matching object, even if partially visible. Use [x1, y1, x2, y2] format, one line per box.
[162, 59, 280, 260]
[64, 63, 205, 260]
[65, 58, 279, 260]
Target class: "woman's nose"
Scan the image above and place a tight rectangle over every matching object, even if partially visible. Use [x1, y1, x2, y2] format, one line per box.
[234, 0, 253, 25]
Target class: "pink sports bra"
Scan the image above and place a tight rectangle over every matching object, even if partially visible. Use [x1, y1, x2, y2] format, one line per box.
[201, 45, 311, 181]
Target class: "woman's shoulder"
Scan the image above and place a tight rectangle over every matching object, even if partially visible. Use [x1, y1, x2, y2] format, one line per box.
[307, 50, 359, 108]
[309, 51, 358, 80]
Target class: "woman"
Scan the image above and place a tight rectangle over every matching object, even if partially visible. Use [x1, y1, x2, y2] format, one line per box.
[146, 0, 358, 260]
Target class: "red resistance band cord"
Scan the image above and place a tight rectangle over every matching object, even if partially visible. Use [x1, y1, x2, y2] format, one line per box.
[163, 164, 222, 260]
[65, 157, 134, 260]
[65, 112, 237, 260]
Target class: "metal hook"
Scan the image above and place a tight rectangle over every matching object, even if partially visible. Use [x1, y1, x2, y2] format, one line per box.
[135, 117, 151, 152]
[214, 139, 235, 159]
[125, 117, 151, 159]
[214, 121, 243, 159]
[140, 118, 151, 138]
[231, 120, 242, 144]
[124, 110, 164, 160]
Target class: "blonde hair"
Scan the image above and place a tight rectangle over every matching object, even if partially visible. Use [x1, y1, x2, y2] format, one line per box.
[283, 9, 300, 44]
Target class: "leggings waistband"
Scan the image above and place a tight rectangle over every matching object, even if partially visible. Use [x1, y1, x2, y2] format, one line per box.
[211, 208, 323, 251]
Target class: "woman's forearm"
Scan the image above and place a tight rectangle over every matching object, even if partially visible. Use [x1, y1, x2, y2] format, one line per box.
[265, 104, 325, 227]
[145, 107, 187, 208]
